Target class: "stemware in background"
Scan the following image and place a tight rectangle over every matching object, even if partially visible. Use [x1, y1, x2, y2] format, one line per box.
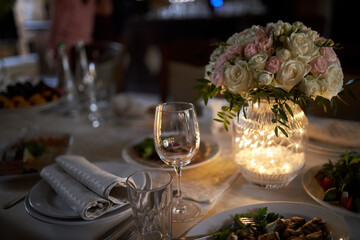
[83, 62, 105, 128]
[126, 170, 173, 240]
[57, 42, 82, 116]
[154, 102, 200, 222]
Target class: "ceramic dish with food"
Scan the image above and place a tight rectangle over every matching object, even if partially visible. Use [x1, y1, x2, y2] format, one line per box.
[0, 132, 72, 180]
[122, 135, 220, 170]
[186, 202, 350, 240]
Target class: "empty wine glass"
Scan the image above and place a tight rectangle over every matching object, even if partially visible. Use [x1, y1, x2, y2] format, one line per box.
[154, 102, 200, 222]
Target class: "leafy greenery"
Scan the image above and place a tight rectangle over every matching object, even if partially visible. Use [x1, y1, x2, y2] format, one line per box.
[195, 78, 311, 137]
[195, 78, 359, 137]
[217, 207, 283, 240]
[21, 141, 46, 157]
[316, 151, 360, 213]
[133, 138, 157, 159]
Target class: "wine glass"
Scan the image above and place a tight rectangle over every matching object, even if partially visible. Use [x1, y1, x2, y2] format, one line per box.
[154, 102, 200, 222]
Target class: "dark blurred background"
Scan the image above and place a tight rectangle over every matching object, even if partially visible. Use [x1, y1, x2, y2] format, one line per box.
[1, 0, 359, 120]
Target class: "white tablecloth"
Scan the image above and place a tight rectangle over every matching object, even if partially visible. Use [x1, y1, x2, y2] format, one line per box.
[0, 100, 359, 240]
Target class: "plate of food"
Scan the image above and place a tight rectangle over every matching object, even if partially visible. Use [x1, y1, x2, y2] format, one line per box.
[302, 151, 360, 219]
[0, 131, 72, 180]
[185, 202, 350, 240]
[122, 134, 220, 170]
[0, 78, 65, 115]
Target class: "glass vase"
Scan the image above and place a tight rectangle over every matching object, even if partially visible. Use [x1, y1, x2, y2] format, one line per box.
[233, 99, 308, 189]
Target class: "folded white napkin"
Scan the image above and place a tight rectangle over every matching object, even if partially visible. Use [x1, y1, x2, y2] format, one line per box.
[307, 116, 360, 148]
[40, 164, 111, 220]
[56, 155, 128, 205]
[40, 155, 129, 220]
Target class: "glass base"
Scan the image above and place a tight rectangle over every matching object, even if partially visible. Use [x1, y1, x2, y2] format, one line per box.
[172, 199, 200, 223]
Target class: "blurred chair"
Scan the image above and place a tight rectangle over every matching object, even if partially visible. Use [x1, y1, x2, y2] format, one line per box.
[159, 40, 215, 103]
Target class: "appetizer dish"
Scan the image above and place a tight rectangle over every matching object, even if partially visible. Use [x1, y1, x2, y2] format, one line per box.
[133, 137, 212, 167]
[122, 135, 220, 170]
[0, 79, 62, 109]
[0, 133, 71, 177]
[314, 151, 360, 214]
[213, 207, 329, 240]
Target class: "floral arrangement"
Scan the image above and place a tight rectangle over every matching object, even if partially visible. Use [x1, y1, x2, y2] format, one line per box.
[196, 20, 351, 136]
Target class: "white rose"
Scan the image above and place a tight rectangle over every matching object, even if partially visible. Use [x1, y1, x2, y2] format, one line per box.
[276, 48, 291, 62]
[224, 60, 253, 95]
[318, 63, 344, 100]
[300, 75, 321, 99]
[248, 52, 268, 70]
[275, 60, 310, 92]
[258, 72, 274, 86]
[286, 32, 319, 63]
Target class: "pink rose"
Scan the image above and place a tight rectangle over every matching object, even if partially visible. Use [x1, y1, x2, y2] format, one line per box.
[210, 66, 225, 87]
[254, 29, 273, 53]
[224, 44, 244, 60]
[310, 56, 328, 75]
[266, 56, 281, 73]
[210, 54, 228, 86]
[244, 43, 258, 60]
[214, 54, 227, 69]
[320, 47, 337, 63]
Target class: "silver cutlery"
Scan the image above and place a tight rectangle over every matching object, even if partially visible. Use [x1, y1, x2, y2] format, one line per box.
[2, 193, 27, 209]
[174, 232, 221, 240]
[98, 213, 135, 240]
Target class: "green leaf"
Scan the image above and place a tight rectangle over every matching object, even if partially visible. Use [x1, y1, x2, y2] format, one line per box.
[278, 120, 289, 128]
[256, 207, 268, 222]
[223, 122, 229, 131]
[278, 126, 289, 137]
[284, 102, 294, 117]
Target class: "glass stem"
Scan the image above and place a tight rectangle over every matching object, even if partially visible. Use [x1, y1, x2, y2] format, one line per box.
[173, 166, 183, 201]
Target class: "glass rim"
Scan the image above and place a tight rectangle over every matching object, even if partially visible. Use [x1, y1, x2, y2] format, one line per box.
[156, 102, 194, 113]
[126, 169, 173, 192]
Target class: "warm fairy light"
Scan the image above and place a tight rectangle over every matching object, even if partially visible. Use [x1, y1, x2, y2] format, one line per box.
[283, 164, 290, 171]
[235, 146, 304, 175]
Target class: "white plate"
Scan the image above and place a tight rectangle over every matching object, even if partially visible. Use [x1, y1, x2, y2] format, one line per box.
[302, 165, 360, 219]
[122, 135, 220, 171]
[307, 139, 359, 157]
[25, 162, 138, 223]
[186, 202, 350, 240]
